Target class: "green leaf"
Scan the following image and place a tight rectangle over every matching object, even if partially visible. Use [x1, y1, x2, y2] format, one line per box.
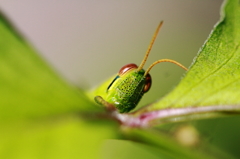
[135, 0, 240, 117]
[0, 10, 114, 159]
[0, 11, 100, 121]
[0, 117, 117, 159]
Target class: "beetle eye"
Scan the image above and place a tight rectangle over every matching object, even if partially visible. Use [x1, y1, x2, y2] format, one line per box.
[118, 63, 138, 75]
[143, 73, 151, 93]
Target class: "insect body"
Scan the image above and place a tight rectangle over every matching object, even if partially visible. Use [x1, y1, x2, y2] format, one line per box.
[103, 63, 151, 113]
[95, 21, 188, 113]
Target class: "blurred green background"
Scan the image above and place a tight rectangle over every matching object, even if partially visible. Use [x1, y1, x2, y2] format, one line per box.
[3, 1, 240, 159]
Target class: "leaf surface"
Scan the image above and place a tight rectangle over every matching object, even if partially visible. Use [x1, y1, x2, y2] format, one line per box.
[0, 12, 100, 121]
[137, 0, 240, 115]
[0, 10, 114, 159]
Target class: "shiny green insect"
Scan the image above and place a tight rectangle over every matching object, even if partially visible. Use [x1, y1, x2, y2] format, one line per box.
[95, 21, 188, 113]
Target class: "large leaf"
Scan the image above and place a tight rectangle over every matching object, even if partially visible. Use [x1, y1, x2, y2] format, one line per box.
[131, 0, 240, 122]
[0, 10, 115, 159]
[0, 11, 101, 121]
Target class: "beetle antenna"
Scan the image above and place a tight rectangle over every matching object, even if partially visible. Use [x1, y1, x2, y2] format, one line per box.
[144, 59, 188, 76]
[137, 21, 163, 72]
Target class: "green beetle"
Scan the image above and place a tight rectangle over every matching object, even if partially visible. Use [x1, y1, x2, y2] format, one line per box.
[95, 21, 188, 113]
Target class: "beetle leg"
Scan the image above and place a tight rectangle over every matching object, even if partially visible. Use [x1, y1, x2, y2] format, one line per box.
[94, 96, 116, 111]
